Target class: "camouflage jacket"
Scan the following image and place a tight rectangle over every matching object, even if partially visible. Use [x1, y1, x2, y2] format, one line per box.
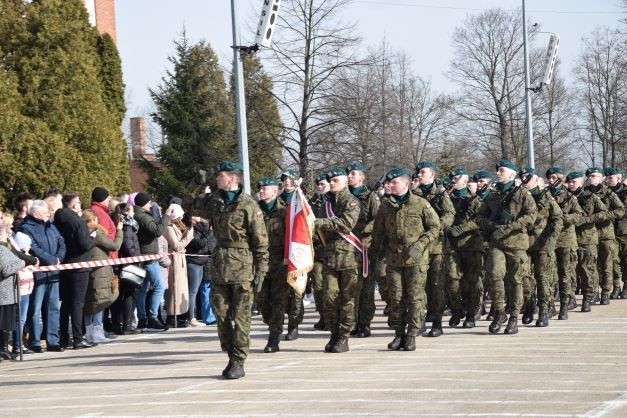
[613, 184, 627, 236]
[527, 188, 563, 252]
[448, 188, 484, 250]
[309, 193, 327, 262]
[350, 186, 380, 247]
[206, 186, 269, 284]
[476, 181, 537, 250]
[371, 192, 440, 267]
[586, 184, 625, 241]
[551, 187, 582, 249]
[260, 198, 287, 270]
[314, 187, 361, 270]
[413, 184, 455, 255]
[572, 188, 606, 246]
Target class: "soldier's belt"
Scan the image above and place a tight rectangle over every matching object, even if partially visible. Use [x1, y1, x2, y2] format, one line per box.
[217, 240, 250, 249]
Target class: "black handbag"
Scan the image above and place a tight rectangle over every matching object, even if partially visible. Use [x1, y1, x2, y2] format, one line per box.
[119, 264, 147, 288]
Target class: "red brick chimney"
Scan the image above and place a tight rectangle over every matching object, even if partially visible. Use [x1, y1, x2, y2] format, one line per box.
[130, 117, 147, 159]
[82, 0, 117, 44]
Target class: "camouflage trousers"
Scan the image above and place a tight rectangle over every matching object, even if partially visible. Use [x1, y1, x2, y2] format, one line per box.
[523, 250, 555, 314]
[287, 287, 305, 330]
[256, 272, 290, 338]
[617, 236, 627, 289]
[354, 260, 381, 327]
[426, 253, 446, 320]
[598, 239, 620, 296]
[577, 245, 599, 301]
[324, 267, 359, 337]
[374, 259, 389, 305]
[310, 261, 325, 319]
[485, 247, 526, 317]
[446, 249, 483, 316]
[211, 282, 253, 363]
[387, 264, 428, 337]
[555, 247, 575, 305]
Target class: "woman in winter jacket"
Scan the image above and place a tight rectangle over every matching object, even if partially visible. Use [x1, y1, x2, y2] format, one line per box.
[82, 209, 123, 343]
[163, 204, 193, 324]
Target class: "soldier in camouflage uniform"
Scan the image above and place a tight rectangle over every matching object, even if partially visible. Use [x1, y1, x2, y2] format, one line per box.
[346, 163, 380, 338]
[472, 170, 494, 320]
[314, 168, 361, 353]
[476, 159, 537, 335]
[444, 168, 485, 328]
[606, 168, 627, 299]
[413, 161, 455, 337]
[546, 167, 583, 320]
[566, 171, 606, 312]
[585, 167, 625, 305]
[371, 168, 440, 351]
[309, 173, 330, 330]
[254, 177, 290, 353]
[519, 167, 563, 327]
[207, 161, 269, 379]
[278, 169, 305, 340]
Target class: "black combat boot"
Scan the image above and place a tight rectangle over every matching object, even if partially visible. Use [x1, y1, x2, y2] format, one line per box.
[417, 320, 427, 336]
[486, 304, 495, 321]
[463, 311, 476, 328]
[581, 299, 591, 312]
[285, 326, 299, 341]
[428, 320, 443, 337]
[558, 304, 568, 320]
[324, 333, 339, 353]
[592, 293, 600, 304]
[620, 286, 627, 299]
[504, 316, 519, 334]
[449, 309, 462, 327]
[403, 335, 416, 351]
[488, 310, 507, 334]
[356, 324, 371, 338]
[521, 300, 535, 325]
[222, 360, 235, 377]
[331, 335, 349, 353]
[610, 288, 620, 299]
[600, 294, 610, 305]
[567, 296, 577, 310]
[535, 313, 549, 327]
[264, 336, 280, 353]
[225, 361, 245, 379]
[313, 319, 325, 330]
[383, 304, 390, 316]
[387, 331, 405, 350]
[548, 303, 557, 317]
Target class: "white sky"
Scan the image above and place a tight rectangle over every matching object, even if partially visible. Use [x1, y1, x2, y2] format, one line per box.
[115, 0, 624, 118]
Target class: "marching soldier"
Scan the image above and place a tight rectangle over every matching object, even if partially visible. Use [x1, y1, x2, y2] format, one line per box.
[207, 161, 269, 379]
[310, 173, 330, 329]
[607, 168, 627, 299]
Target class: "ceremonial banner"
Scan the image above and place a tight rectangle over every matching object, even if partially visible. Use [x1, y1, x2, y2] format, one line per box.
[284, 185, 315, 294]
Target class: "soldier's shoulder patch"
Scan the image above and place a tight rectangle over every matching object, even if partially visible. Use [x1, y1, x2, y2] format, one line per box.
[349, 200, 357, 207]
[374, 195, 380, 201]
[255, 211, 263, 219]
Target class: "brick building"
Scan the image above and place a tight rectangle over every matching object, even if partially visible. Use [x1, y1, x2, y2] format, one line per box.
[82, 0, 117, 44]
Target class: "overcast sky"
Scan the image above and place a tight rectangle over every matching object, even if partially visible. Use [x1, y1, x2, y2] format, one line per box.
[115, 0, 624, 119]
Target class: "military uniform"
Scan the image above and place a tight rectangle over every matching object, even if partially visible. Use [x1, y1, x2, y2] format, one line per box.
[308, 180, 328, 329]
[207, 161, 269, 379]
[371, 168, 440, 350]
[611, 178, 627, 299]
[314, 168, 361, 353]
[476, 160, 537, 334]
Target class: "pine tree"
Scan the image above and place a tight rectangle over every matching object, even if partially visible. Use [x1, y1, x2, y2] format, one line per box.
[148, 34, 235, 203]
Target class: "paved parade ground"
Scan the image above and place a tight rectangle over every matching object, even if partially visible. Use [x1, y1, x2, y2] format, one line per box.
[1, 295, 627, 417]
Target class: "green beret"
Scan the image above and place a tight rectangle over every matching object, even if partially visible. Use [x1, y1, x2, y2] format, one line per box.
[585, 167, 603, 177]
[215, 160, 243, 173]
[435, 178, 444, 186]
[415, 161, 437, 172]
[519, 166, 537, 179]
[496, 159, 518, 172]
[448, 168, 466, 179]
[315, 173, 328, 184]
[545, 167, 565, 177]
[473, 170, 493, 182]
[383, 167, 409, 181]
[411, 172, 419, 180]
[566, 171, 584, 181]
[345, 162, 368, 173]
[281, 168, 299, 180]
[441, 178, 452, 187]
[326, 167, 346, 181]
[257, 177, 279, 188]
[604, 167, 620, 176]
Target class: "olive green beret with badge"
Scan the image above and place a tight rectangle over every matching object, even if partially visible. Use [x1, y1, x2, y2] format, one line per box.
[448, 168, 466, 179]
[519, 166, 537, 179]
[257, 177, 279, 188]
[566, 171, 584, 181]
[585, 167, 603, 177]
[384, 167, 410, 181]
[603, 167, 620, 176]
[315, 173, 328, 184]
[345, 162, 368, 173]
[281, 168, 299, 180]
[415, 161, 437, 173]
[495, 159, 518, 172]
[215, 160, 243, 173]
[545, 166, 565, 177]
[473, 170, 493, 182]
[326, 167, 347, 181]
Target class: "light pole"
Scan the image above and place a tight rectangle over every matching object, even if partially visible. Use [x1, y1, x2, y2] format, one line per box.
[522, 0, 535, 169]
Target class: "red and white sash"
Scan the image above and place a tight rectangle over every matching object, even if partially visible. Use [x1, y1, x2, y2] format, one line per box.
[325, 201, 369, 277]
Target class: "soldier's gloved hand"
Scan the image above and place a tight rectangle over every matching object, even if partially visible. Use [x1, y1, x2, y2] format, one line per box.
[446, 225, 466, 238]
[576, 216, 590, 227]
[253, 272, 265, 293]
[491, 225, 512, 241]
[407, 242, 424, 261]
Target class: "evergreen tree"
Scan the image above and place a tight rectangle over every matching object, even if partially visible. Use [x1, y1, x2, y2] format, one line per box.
[149, 34, 235, 203]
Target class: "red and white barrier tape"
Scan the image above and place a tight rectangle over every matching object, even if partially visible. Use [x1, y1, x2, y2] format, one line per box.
[26, 253, 166, 272]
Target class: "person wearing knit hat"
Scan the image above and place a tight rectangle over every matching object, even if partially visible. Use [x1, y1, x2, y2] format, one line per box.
[90, 186, 117, 260]
[413, 160, 455, 338]
[91, 187, 109, 203]
[475, 159, 537, 335]
[546, 167, 581, 319]
[584, 166, 625, 303]
[566, 169, 606, 312]
[370, 167, 440, 351]
[133, 193, 151, 209]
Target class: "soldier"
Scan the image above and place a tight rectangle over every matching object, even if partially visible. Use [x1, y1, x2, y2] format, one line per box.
[371, 168, 440, 350]
[607, 168, 627, 299]
[472, 170, 494, 320]
[519, 167, 563, 327]
[255, 177, 290, 353]
[566, 171, 606, 312]
[585, 167, 624, 305]
[413, 161, 455, 337]
[346, 163, 380, 338]
[444, 168, 484, 328]
[309, 173, 330, 330]
[546, 167, 582, 319]
[476, 159, 537, 335]
[279, 169, 305, 340]
[314, 168, 361, 353]
[207, 161, 269, 379]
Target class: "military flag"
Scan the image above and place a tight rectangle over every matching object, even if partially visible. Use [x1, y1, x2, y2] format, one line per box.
[284, 183, 315, 294]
